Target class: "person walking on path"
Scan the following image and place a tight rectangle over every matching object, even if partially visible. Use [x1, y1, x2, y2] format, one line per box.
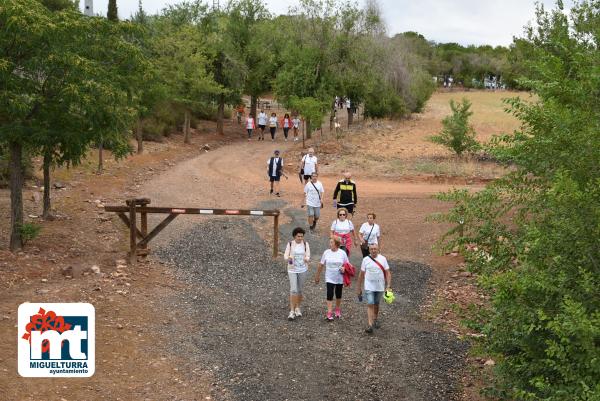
[356, 244, 392, 334]
[301, 173, 324, 231]
[269, 112, 278, 141]
[292, 115, 301, 142]
[299, 148, 318, 184]
[257, 109, 268, 140]
[358, 212, 381, 257]
[281, 113, 292, 142]
[330, 207, 358, 256]
[245, 114, 255, 141]
[333, 171, 358, 216]
[315, 237, 349, 321]
[284, 227, 311, 320]
[267, 149, 285, 196]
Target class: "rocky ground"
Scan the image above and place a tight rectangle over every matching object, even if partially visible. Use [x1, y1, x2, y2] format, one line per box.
[156, 196, 467, 400]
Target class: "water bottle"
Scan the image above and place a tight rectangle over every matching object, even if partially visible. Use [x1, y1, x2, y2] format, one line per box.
[357, 293, 363, 302]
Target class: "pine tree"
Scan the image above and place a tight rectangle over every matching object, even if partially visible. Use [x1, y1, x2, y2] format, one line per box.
[107, 0, 118, 21]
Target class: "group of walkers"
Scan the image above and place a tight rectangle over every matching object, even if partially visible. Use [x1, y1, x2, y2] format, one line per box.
[269, 146, 394, 334]
[246, 109, 301, 142]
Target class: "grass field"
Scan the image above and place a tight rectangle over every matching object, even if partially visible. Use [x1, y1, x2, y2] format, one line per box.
[319, 89, 531, 180]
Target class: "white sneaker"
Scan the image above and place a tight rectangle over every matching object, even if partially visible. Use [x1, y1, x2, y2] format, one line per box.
[288, 311, 295, 320]
[294, 307, 302, 317]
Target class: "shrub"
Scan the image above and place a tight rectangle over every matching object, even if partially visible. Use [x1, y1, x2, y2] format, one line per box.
[363, 86, 407, 119]
[20, 222, 42, 246]
[429, 98, 479, 156]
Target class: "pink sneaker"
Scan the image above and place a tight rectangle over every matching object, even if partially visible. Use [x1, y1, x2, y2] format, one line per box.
[335, 308, 341, 318]
[326, 311, 334, 321]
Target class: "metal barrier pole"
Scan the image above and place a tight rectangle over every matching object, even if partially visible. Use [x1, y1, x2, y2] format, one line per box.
[273, 214, 279, 258]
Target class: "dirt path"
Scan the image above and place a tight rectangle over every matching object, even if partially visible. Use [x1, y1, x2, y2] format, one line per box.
[139, 138, 474, 400]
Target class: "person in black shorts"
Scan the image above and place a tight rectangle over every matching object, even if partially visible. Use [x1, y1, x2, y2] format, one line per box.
[267, 150, 284, 196]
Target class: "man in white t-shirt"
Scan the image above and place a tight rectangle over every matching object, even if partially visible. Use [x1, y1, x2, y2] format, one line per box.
[302, 173, 324, 231]
[299, 148, 318, 184]
[357, 244, 392, 334]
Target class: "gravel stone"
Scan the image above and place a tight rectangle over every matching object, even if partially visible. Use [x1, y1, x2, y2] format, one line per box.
[156, 200, 467, 401]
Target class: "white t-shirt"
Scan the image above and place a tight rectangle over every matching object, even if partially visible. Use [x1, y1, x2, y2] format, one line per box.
[292, 118, 300, 128]
[285, 241, 310, 274]
[269, 116, 277, 127]
[361, 254, 390, 292]
[304, 181, 324, 208]
[267, 157, 282, 177]
[258, 112, 267, 125]
[283, 118, 290, 128]
[320, 249, 349, 284]
[359, 223, 380, 245]
[301, 154, 317, 176]
[246, 117, 254, 129]
[331, 219, 354, 234]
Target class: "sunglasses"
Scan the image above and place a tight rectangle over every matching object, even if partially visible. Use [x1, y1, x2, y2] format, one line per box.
[338, 213, 346, 216]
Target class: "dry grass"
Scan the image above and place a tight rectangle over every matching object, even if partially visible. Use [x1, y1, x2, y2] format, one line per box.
[319, 90, 531, 180]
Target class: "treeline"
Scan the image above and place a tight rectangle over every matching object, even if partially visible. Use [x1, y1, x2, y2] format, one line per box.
[433, 1, 600, 400]
[393, 32, 519, 88]
[0, 0, 436, 250]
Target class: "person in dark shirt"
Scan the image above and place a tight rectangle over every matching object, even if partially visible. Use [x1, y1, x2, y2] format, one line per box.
[267, 150, 284, 196]
[333, 171, 358, 216]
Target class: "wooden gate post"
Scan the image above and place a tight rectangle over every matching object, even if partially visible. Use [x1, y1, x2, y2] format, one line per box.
[127, 199, 137, 265]
[273, 213, 279, 257]
[138, 198, 151, 257]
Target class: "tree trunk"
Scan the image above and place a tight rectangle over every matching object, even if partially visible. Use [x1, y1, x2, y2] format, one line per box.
[43, 150, 51, 220]
[9, 141, 24, 251]
[183, 111, 190, 144]
[306, 118, 311, 140]
[97, 141, 103, 174]
[250, 95, 257, 119]
[217, 93, 225, 135]
[347, 107, 354, 127]
[136, 118, 143, 154]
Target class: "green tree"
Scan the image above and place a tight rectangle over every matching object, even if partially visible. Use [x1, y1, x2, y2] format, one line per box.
[152, 3, 220, 143]
[0, 0, 144, 248]
[227, 0, 273, 119]
[107, 0, 118, 21]
[429, 98, 479, 156]
[433, 2, 600, 399]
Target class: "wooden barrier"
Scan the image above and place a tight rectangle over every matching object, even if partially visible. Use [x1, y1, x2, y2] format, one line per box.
[105, 198, 281, 264]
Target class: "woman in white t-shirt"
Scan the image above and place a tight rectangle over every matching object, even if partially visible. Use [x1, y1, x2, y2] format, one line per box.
[358, 212, 381, 257]
[281, 113, 291, 142]
[268, 112, 278, 141]
[330, 208, 358, 256]
[245, 114, 255, 141]
[257, 109, 267, 141]
[283, 227, 311, 321]
[315, 236, 349, 321]
[292, 116, 301, 141]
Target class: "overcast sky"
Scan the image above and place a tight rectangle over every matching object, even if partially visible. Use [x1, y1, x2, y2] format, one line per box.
[80, 0, 563, 46]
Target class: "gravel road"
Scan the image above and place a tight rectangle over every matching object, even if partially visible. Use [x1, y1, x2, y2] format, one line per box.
[156, 198, 467, 401]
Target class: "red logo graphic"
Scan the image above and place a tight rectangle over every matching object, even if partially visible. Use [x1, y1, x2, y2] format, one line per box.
[22, 308, 72, 353]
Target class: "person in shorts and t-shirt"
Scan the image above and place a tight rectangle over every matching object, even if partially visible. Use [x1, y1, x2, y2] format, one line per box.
[267, 149, 284, 196]
[358, 212, 381, 257]
[257, 109, 267, 141]
[356, 244, 392, 334]
[299, 148, 318, 184]
[292, 116, 301, 141]
[302, 173, 324, 231]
